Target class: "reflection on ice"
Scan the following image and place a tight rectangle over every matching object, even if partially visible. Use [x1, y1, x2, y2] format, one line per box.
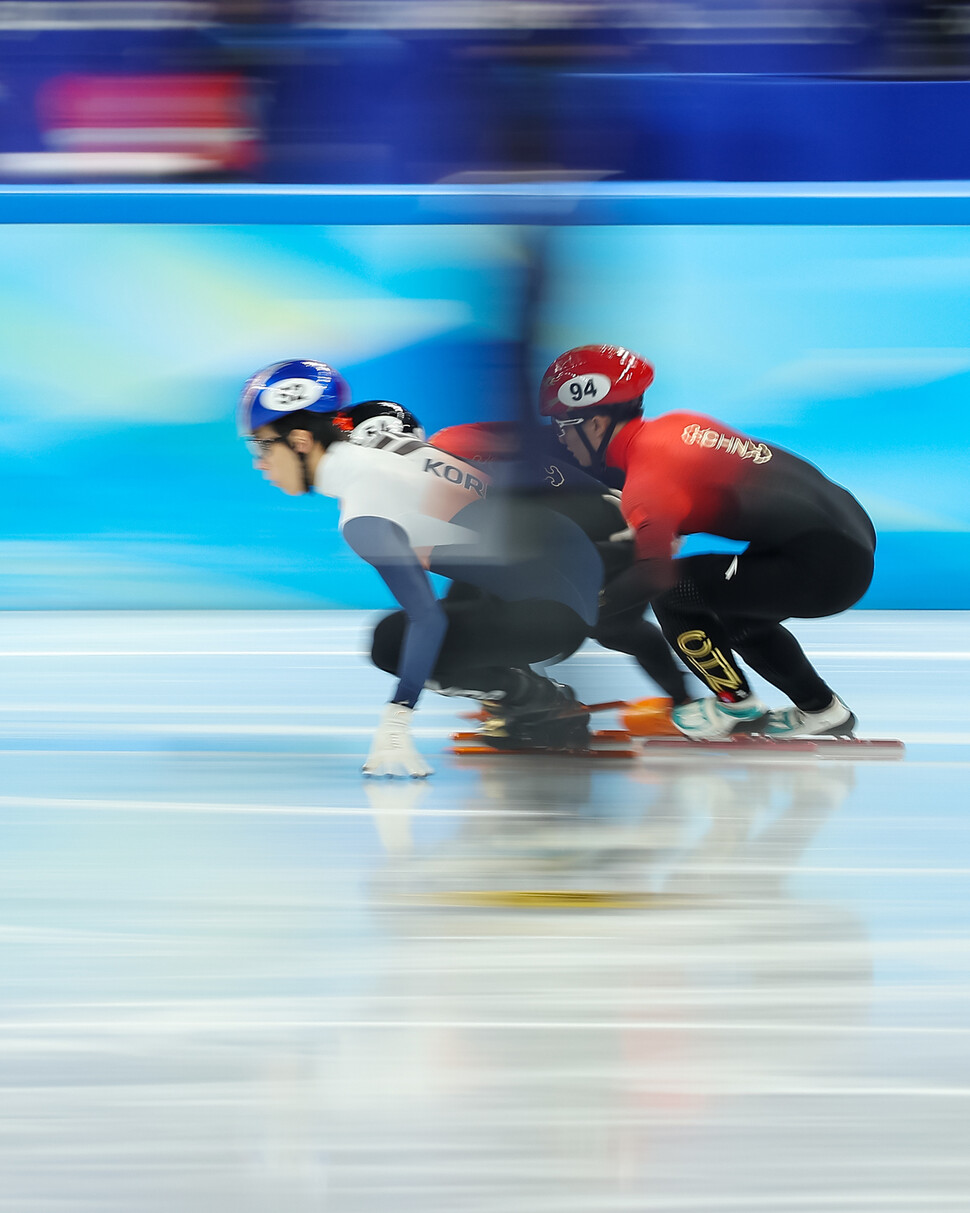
[0, 611, 968, 1212]
[368, 759, 858, 905]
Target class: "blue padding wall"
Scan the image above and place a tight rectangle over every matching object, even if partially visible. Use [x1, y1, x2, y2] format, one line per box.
[553, 77, 970, 182]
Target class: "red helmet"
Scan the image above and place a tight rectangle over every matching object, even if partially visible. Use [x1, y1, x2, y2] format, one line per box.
[539, 345, 654, 419]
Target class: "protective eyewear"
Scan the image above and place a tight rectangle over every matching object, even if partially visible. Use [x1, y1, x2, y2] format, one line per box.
[246, 435, 289, 459]
[554, 416, 586, 435]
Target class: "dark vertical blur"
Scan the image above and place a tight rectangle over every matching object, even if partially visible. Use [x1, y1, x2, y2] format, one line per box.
[1, 0, 970, 183]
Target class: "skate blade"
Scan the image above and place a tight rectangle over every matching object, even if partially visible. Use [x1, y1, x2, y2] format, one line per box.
[450, 744, 639, 759]
[459, 700, 678, 739]
[453, 728, 632, 742]
[639, 735, 904, 757]
[807, 737, 905, 755]
[640, 735, 817, 752]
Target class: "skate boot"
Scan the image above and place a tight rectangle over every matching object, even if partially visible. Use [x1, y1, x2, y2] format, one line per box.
[763, 695, 857, 739]
[671, 695, 769, 741]
[478, 670, 591, 752]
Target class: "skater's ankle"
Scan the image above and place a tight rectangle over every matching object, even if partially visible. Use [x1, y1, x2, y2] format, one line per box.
[718, 689, 755, 708]
[719, 692, 764, 714]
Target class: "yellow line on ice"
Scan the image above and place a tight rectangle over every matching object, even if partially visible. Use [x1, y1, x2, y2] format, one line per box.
[397, 889, 702, 909]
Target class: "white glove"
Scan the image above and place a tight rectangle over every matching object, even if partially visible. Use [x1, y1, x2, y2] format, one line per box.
[362, 703, 434, 779]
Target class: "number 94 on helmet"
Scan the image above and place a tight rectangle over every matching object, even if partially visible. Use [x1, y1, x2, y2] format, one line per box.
[538, 345, 654, 421]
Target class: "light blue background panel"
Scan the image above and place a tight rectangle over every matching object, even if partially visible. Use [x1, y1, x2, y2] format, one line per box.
[0, 197, 965, 606]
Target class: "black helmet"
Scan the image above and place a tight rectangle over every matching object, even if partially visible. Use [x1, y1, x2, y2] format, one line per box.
[332, 400, 425, 444]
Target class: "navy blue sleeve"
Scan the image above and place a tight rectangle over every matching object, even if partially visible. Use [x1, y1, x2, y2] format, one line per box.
[342, 516, 447, 708]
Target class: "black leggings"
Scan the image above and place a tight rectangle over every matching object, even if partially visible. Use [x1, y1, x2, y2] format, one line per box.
[591, 609, 690, 704]
[652, 531, 874, 711]
[371, 595, 588, 701]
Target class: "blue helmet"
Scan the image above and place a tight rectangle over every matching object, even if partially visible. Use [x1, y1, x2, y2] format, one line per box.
[237, 359, 351, 436]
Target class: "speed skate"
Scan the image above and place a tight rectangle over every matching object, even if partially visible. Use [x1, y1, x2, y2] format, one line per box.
[451, 697, 905, 759]
[451, 699, 641, 759]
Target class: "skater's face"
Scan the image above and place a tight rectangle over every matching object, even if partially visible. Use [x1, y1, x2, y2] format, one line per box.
[557, 415, 606, 467]
[250, 425, 311, 496]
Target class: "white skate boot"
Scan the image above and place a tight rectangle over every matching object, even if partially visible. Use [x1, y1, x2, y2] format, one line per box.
[763, 695, 857, 739]
[671, 696, 769, 741]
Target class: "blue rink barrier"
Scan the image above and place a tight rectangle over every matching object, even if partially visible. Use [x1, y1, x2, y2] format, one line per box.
[0, 183, 966, 610]
[6, 182, 970, 225]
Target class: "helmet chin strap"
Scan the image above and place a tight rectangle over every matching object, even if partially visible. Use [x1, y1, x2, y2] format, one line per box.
[297, 449, 315, 494]
[577, 413, 622, 476]
[282, 434, 314, 494]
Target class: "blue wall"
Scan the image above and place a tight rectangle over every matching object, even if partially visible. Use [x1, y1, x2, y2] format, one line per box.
[6, 23, 970, 183]
[0, 188, 966, 609]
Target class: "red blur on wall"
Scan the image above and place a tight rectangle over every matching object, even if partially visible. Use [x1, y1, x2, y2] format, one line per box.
[36, 73, 259, 175]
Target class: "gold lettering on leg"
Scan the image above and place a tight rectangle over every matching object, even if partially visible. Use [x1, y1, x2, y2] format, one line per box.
[676, 630, 744, 694]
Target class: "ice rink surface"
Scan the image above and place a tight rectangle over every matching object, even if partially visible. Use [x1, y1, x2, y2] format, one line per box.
[1, 609, 968, 1212]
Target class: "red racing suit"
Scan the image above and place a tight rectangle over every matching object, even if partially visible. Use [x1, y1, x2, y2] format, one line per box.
[604, 412, 875, 612]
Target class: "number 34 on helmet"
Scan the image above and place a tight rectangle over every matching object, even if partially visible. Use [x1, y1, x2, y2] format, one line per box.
[539, 345, 654, 420]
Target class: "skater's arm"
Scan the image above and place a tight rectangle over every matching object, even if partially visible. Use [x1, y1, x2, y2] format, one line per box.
[342, 516, 447, 708]
[606, 466, 691, 610]
[597, 505, 683, 617]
